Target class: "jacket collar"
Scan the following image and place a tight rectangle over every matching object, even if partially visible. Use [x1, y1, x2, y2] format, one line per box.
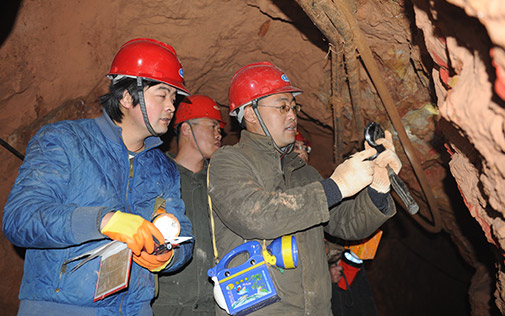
[239, 129, 306, 169]
[166, 151, 208, 176]
[95, 109, 162, 149]
[239, 129, 279, 155]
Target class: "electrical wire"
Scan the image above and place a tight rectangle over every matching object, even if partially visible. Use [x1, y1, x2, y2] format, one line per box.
[0, 138, 24, 161]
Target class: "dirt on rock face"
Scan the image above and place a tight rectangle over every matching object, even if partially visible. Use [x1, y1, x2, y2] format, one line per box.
[1, 0, 505, 315]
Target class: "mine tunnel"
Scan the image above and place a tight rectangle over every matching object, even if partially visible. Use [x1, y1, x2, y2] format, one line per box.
[1, 0, 504, 315]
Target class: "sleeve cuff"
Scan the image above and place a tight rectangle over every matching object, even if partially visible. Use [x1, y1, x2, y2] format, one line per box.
[71, 206, 111, 243]
[367, 187, 390, 214]
[321, 178, 343, 208]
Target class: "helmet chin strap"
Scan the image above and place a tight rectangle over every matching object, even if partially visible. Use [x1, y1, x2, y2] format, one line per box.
[186, 121, 208, 162]
[251, 100, 294, 156]
[137, 77, 159, 137]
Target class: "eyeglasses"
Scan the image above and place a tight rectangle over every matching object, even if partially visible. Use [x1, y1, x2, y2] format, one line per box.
[257, 103, 302, 114]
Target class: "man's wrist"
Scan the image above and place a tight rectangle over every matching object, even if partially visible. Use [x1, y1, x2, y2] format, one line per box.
[367, 187, 389, 213]
[100, 211, 116, 231]
[321, 178, 343, 207]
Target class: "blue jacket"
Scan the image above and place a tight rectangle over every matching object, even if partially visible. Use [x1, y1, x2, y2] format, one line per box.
[3, 112, 193, 315]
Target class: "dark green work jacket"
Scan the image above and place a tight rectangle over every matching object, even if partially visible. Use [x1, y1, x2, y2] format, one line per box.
[208, 130, 396, 316]
[153, 156, 215, 316]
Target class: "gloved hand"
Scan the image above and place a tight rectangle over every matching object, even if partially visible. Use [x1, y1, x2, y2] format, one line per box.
[131, 209, 180, 272]
[367, 130, 402, 193]
[133, 249, 173, 272]
[375, 130, 401, 174]
[369, 163, 390, 193]
[330, 148, 376, 198]
[101, 211, 164, 256]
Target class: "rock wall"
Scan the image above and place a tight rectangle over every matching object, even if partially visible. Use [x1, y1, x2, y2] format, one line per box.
[412, 0, 505, 314]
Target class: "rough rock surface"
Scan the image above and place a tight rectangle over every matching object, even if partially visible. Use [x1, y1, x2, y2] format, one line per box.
[0, 0, 504, 315]
[412, 0, 505, 314]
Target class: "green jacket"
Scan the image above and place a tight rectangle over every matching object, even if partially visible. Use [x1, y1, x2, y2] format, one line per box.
[153, 157, 215, 316]
[208, 130, 395, 316]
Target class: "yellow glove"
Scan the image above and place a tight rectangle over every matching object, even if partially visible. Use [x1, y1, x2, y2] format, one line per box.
[330, 148, 376, 198]
[101, 211, 164, 256]
[367, 130, 402, 193]
[133, 249, 173, 272]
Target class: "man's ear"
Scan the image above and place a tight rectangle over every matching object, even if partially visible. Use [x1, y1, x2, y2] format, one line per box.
[243, 106, 257, 125]
[119, 90, 134, 109]
[180, 122, 192, 138]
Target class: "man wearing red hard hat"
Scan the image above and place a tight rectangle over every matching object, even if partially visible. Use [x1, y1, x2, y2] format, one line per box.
[207, 62, 400, 315]
[153, 95, 225, 316]
[3, 38, 193, 315]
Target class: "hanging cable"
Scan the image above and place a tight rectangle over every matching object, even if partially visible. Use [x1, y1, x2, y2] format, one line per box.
[330, 0, 442, 233]
[296, 0, 442, 233]
[0, 138, 24, 161]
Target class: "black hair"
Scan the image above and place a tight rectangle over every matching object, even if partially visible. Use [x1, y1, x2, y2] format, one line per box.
[99, 77, 159, 123]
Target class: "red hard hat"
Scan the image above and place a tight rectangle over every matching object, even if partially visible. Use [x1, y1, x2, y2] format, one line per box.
[107, 38, 189, 95]
[228, 62, 302, 116]
[295, 131, 311, 147]
[174, 95, 226, 128]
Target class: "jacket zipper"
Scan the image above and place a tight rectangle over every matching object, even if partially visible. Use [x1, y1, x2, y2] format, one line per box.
[56, 249, 71, 293]
[116, 156, 134, 314]
[119, 291, 127, 315]
[55, 261, 67, 293]
[120, 152, 141, 313]
[125, 157, 134, 213]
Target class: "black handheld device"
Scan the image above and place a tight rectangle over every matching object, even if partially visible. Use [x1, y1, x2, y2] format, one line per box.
[364, 122, 386, 159]
[364, 122, 419, 215]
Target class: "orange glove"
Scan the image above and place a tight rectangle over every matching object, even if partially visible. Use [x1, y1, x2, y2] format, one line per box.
[152, 207, 167, 218]
[133, 249, 173, 272]
[101, 211, 164, 256]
